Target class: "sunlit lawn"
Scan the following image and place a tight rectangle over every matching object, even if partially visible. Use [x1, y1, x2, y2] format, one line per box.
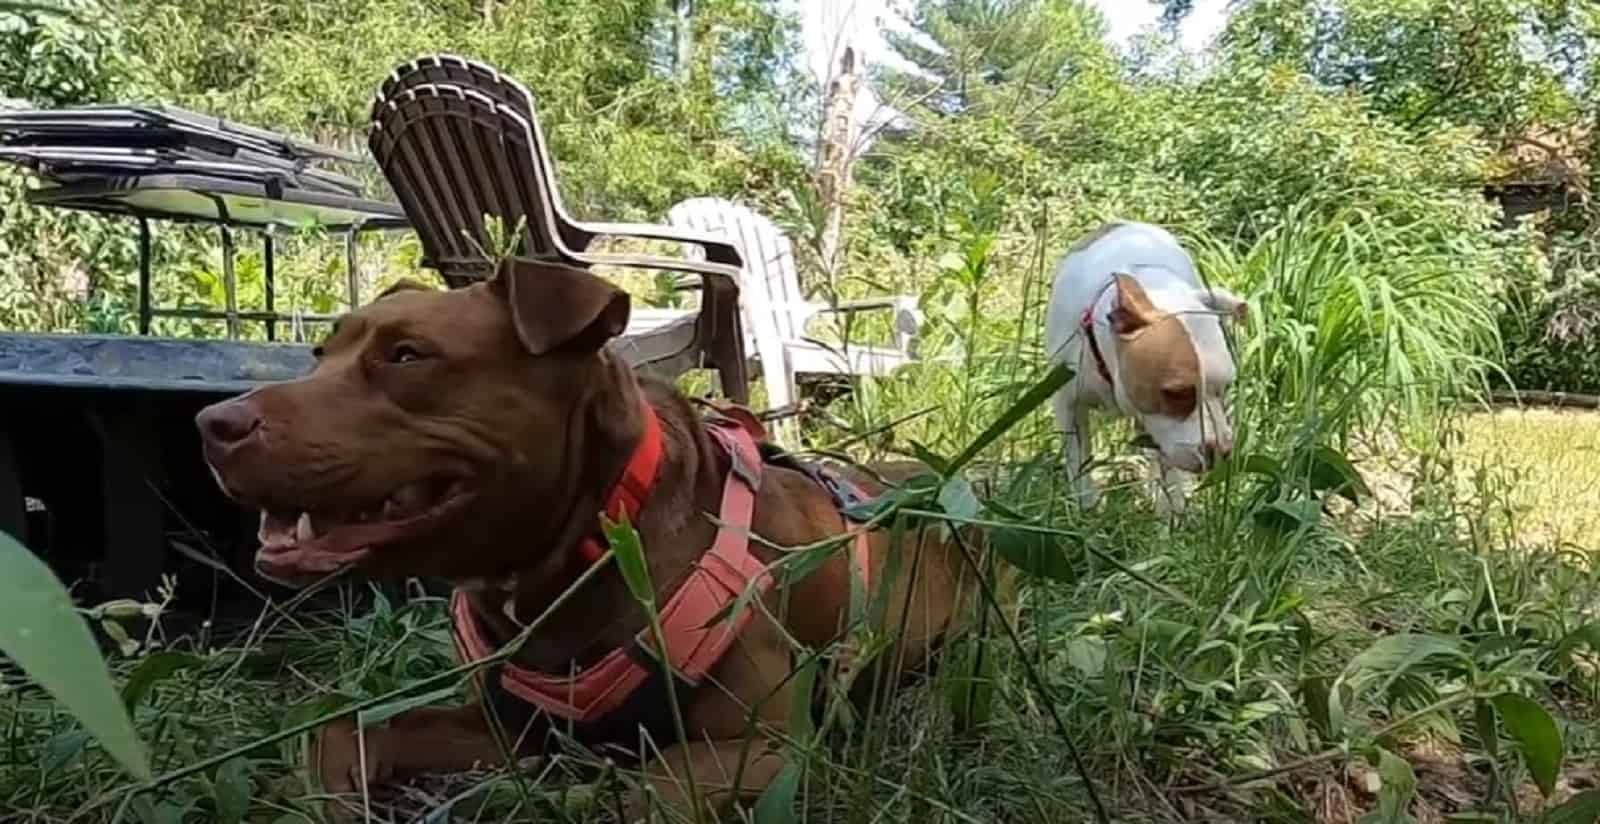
[1458, 407, 1600, 550]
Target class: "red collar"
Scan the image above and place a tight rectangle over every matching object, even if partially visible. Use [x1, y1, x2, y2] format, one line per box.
[1081, 306, 1114, 387]
[576, 402, 664, 565]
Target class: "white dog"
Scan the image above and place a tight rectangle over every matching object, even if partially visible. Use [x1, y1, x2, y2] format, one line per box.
[1044, 222, 1247, 514]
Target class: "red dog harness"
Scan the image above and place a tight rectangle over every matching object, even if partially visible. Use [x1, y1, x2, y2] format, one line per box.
[451, 404, 874, 724]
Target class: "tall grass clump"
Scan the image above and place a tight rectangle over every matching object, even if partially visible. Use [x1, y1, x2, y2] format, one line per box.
[1189, 201, 1505, 444]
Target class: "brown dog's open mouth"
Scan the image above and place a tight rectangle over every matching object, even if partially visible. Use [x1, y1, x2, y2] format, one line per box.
[253, 475, 474, 584]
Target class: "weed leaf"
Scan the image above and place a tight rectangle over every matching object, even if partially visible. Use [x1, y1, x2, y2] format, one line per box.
[1474, 698, 1499, 759]
[1540, 789, 1600, 824]
[1253, 499, 1322, 532]
[937, 476, 981, 521]
[1305, 446, 1371, 502]
[752, 760, 803, 824]
[1369, 746, 1417, 824]
[0, 531, 151, 780]
[602, 513, 654, 607]
[213, 757, 254, 824]
[122, 651, 205, 711]
[1066, 636, 1107, 678]
[1492, 693, 1563, 798]
[992, 525, 1074, 582]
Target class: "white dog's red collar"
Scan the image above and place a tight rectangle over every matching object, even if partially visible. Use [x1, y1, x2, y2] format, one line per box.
[1081, 307, 1114, 387]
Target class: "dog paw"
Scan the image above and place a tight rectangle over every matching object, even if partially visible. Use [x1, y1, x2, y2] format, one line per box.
[312, 720, 392, 819]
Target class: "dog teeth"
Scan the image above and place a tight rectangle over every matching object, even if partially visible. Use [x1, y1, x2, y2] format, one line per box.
[296, 512, 315, 542]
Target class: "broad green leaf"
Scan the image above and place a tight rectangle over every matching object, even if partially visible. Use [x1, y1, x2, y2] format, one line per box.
[122, 651, 205, 711]
[1345, 634, 1468, 683]
[1252, 499, 1322, 533]
[0, 531, 150, 780]
[752, 760, 803, 824]
[1492, 693, 1563, 798]
[1304, 445, 1372, 502]
[1540, 789, 1600, 824]
[991, 525, 1075, 582]
[945, 362, 1073, 474]
[840, 473, 938, 522]
[1372, 746, 1417, 824]
[936, 476, 981, 521]
[359, 683, 460, 729]
[213, 757, 253, 824]
[1065, 636, 1107, 678]
[602, 513, 654, 608]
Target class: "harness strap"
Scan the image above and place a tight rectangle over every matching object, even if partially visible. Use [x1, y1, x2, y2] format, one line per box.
[450, 409, 875, 725]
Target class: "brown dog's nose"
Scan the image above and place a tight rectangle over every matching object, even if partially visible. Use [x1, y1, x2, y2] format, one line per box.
[197, 398, 262, 449]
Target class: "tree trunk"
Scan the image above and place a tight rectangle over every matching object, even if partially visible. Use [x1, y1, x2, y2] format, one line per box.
[816, 45, 860, 291]
[674, 0, 695, 82]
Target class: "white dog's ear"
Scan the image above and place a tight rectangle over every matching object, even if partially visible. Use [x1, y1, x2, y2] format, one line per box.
[1110, 273, 1160, 336]
[1199, 286, 1247, 323]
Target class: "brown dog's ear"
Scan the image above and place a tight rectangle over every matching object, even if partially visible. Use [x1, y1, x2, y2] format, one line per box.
[1109, 273, 1159, 336]
[492, 257, 631, 355]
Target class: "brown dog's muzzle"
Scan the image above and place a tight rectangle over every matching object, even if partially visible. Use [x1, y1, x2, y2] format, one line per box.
[197, 387, 478, 587]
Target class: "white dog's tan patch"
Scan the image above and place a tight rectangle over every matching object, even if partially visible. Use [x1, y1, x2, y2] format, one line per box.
[1109, 273, 1201, 419]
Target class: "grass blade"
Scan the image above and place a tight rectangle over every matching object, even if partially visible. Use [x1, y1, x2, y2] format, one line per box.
[0, 530, 151, 780]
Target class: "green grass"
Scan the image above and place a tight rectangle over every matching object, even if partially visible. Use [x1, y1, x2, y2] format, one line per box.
[4, 400, 1598, 822]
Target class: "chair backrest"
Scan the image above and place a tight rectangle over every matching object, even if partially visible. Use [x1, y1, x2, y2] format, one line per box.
[666, 197, 807, 343]
[369, 82, 569, 285]
[372, 54, 589, 254]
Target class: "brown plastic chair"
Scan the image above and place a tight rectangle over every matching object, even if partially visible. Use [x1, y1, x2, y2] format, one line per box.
[367, 57, 749, 401]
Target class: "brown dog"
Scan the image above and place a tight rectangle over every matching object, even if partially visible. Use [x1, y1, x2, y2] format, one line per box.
[195, 258, 972, 820]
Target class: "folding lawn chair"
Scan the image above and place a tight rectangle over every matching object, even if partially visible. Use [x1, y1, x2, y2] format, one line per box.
[367, 54, 750, 402]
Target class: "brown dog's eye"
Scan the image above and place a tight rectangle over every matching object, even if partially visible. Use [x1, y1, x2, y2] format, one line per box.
[390, 342, 425, 364]
[311, 346, 324, 358]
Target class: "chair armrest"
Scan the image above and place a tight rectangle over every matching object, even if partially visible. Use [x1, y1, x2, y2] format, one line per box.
[813, 295, 925, 352]
[572, 219, 744, 268]
[572, 249, 741, 288]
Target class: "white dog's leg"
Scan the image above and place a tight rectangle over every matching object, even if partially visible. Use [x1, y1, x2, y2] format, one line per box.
[1055, 390, 1100, 509]
[1145, 451, 1194, 519]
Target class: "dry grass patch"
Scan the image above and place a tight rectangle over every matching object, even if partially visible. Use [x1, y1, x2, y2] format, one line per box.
[1456, 407, 1600, 549]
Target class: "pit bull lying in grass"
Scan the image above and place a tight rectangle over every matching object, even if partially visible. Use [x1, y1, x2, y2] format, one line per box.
[1044, 221, 1247, 515]
[196, 258, 972, 821]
